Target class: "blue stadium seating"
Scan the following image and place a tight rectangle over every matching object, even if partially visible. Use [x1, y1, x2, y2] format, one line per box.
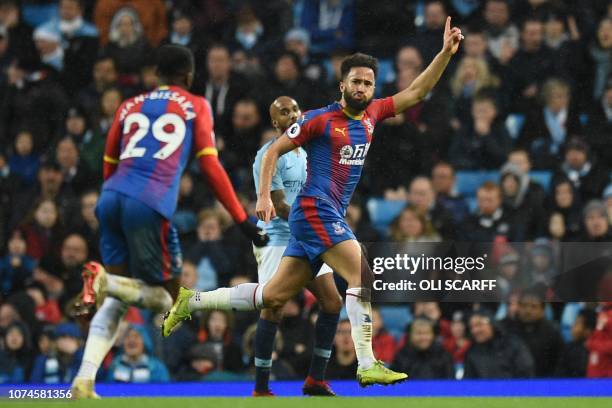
[377, 305, 413, 340]
[366, 198, 407, 235]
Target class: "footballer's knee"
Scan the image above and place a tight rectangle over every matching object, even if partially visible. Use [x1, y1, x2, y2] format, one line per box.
[319, 294, 342, 314]
[262, 290, 289, 310]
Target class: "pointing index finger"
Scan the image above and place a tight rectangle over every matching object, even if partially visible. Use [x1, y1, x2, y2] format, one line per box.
[445, 16, 451, 33]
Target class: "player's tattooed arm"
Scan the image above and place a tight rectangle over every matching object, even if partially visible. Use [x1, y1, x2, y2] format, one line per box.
[256, 135, 295, 222]
[392, 16, 463, 114]
[270, 190, 291, 220]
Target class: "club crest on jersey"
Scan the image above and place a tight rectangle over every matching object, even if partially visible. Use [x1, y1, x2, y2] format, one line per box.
[363, 118, 374, 136]
[332, 222, 346, 235]
[338, 142, 370, 165]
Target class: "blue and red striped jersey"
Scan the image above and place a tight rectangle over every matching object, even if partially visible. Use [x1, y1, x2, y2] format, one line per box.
[102, 85, 217, 219]
[288, 97, 395, 214]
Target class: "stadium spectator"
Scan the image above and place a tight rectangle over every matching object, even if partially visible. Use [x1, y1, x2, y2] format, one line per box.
[587, 17, 612, 101]
[506, 148, 546, 210]
[0, 229, 35, 298]
[526, 238, 558, 288]
[198, 44, 251, 136]
[2, 55, 69, 153]
[552, 138, 610, 203]
[586, 302, 612, 377]
[449, 92, 511, 170]
[518, 78, 582, 168]
[496, 251, 522, 301]
[51, 233, 88, 312]
[33, 26, 63, 73]
[345, 202, 379, 242]
[0, 0, 36, 60]
[584, 77, 612, 166]
[581, 200, 612, 242]
[506, 18, 559, 112]
[411, 0, 447, 65]
[176, 342, 247, 382]
[19, 199, 63, 261]
[94, 0, 167, 47]
[389, 205, 441, 243]
[75, 55, 119, 115]
[464, 309, 535, 378]
[223, 98, 263, 183]
[185, 209, 234, 290]
[449, 57, 501, 130]
[408, 177, 457, 240]
[391, 318, 454, 379]
[96, 87, 123, 135]
[299, 0, 355, 55]
[354, 1, 414, 58]
[71, 190, 100, 260]
[164, 8, 205, 58]
[499, 162, 546, 240]
[546, 178, 582, 241]
[482, 0, 519, 65]
[8, 130, 39, 187]
[277, 296, 314, 378]
[223, 4, 267, 55]
[106, 325, 169, 383]
[556, 308, 597, 377]
[64, 106, 103, 176]
[431, 162, 470, 223]
[464, 182, 516, 242]
[284, 28, 326, 83]
[0, 321, 33, 382]
[502, 290, 564, 377]
[30, 322, 83, 383]
[179, 261, 198, 290]
[38, 0, 98, 43]
[25, 282, 62, 325]
[196, 310, 244, 373]
[326, 319, 357, 379]
[443, 311, 471, 366]
[55, 137, 94, 195]
[104, 7, 152, 82]
[372, 308, 397, 364]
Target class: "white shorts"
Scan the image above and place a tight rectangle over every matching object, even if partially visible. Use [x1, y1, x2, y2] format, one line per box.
[252, 245, 333, 284]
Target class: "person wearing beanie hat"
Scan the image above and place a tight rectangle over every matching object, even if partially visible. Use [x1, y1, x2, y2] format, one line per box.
[30, 321, 84, 384]
[105, 325, 169, 383]
[284, 28, 325, 83]
[33, 26, 63, 72]
[464, 308, 534, 378]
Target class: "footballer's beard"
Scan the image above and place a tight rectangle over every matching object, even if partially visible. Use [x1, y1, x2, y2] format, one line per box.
[343, 89, 372, 112]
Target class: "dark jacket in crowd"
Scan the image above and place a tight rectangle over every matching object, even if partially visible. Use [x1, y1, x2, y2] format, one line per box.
[464, 331, 535, 378]
[391, 343, 455, 379]
[555, 340, 589, 378]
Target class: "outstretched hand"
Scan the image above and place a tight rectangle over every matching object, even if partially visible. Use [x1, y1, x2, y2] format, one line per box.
[442, 16, 463, 55]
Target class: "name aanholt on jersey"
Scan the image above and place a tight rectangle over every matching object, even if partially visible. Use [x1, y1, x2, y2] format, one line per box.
[120, 90, 196, 122]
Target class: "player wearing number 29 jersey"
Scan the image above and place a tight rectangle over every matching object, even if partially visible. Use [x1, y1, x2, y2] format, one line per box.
[97, 46, 267, 284]
[102, 85, 215, 220]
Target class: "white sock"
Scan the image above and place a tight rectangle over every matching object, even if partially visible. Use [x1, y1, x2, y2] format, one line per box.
[346, 287, 375, 369]
[188, 283, 264, 312]
[75, 298, 127, 380]
[106, 275, 172, 312]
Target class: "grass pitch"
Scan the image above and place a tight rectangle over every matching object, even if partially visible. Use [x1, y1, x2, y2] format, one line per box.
[5, 397, 612, 408]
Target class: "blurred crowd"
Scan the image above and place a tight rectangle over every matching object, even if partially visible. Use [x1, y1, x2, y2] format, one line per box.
[0, 0, 612, 384]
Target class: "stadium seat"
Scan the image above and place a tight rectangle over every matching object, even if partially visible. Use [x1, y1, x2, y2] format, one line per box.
[378, 305, 413, 341]
[22, 4, 59, 27]
[366, 198, 407, 235]
[529, 170, 553, 192]
[454, 171, 499, 197]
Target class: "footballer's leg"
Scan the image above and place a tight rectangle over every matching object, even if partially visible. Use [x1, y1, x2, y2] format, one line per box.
[163, 255, 312, 337]
[302, 268, 341, 396]
[252, 245, 284, 396]
[321, 240, 408, 386]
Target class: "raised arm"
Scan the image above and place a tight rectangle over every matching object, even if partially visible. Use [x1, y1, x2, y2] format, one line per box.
[256, 135, 296, 222]
[392, 17, 463, 114]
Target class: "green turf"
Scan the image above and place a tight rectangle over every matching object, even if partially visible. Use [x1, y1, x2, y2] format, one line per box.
[4, 398, 612, 408]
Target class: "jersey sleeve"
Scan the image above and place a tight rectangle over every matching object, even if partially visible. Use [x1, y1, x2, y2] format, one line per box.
[192, 98, 218, 158]
[368, 97, 396, 123]
[286, 110, 326, 147]
[102, 102, 124, 180]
